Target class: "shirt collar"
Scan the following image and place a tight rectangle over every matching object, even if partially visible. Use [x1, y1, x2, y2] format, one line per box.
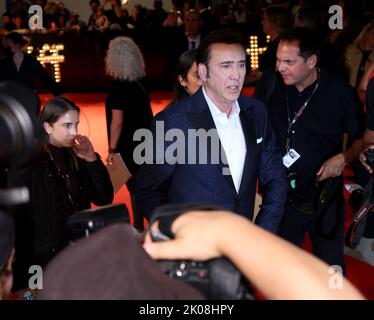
[202, 86, 239, 119]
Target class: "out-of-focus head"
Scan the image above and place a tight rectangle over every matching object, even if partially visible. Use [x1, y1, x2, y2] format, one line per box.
[262, 5, 289, 37]
[184, 9, 202, 38]
[89, 0, 99, 11]
[4, 32, 28, 54]
[174, 49, 202, 101]
[356, 21, 374, 50]
[105, 36, 146, 81]
[2, 12, 12, 24]
[40, 96, 80, 148]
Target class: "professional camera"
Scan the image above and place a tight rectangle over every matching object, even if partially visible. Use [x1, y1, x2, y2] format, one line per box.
[0, 81, 45, 207]
[149, 203, 255, 300]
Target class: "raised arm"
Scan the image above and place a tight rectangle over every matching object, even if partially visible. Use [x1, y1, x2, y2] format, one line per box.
[144, 211, 364, 300]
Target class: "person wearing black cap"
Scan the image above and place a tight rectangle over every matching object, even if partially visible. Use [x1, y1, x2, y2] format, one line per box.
[0, 210, 15, 300]
[37, 223, 203, 300]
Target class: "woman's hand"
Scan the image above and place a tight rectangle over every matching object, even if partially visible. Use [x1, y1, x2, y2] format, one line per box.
[73, 135, 97, 162]
[107, 152, 114, 165]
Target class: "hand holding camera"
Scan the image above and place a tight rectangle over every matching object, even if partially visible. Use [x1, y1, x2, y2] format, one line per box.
[144, 204, 253, 300]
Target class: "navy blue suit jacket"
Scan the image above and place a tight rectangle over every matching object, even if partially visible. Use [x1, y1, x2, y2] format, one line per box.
[135, 88, 287, 233]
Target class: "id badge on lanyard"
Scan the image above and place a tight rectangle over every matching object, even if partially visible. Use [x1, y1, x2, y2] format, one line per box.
[282, 80, 319, 169]
[283, 148, 301, 168]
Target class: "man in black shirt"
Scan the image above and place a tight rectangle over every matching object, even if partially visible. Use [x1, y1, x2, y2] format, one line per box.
[255, 28, 362, 270]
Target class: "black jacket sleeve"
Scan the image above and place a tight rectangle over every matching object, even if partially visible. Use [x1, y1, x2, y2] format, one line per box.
[83, 154, 114, 206]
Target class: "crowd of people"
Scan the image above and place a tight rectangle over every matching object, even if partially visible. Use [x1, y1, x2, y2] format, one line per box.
[1, 0, 374, 301]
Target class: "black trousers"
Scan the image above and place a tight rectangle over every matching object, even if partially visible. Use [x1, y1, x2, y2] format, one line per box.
[278, 194, 346, 272]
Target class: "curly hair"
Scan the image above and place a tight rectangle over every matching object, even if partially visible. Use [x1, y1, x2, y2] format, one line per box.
[105, 36, 146, 81]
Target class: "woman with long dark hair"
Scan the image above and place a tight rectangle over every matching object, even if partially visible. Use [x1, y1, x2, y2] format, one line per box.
[171, 48, 202, 104]
[13, 96, 113, 291]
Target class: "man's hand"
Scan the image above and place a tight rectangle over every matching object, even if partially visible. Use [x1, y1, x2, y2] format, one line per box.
[316, 153, 346, 181]
[73, 135, 97, 162]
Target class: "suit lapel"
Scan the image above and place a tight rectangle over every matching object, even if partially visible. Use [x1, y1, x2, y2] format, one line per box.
[186, 92, 235, 190]
[238, 101, 256, 197]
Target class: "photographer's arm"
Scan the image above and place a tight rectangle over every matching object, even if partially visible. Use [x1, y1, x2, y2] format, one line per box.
[144, 211, 364, 300]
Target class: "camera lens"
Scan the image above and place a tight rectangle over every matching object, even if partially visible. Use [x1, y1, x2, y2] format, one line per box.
[0, 82, 45, 167]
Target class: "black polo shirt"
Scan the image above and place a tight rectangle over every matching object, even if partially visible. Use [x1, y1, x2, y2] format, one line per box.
[266, 69, 359, 197]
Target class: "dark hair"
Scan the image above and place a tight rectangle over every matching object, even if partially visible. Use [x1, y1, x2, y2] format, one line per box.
[296, 5, 328, 37]
[2, 11, 12, 18]
[196, 28, 247, 67]
[279, 27, 321, 61]
[40, 96, 80, 125]
[173, 49, 198, 102]
[5, 32, 28, 47]
[263, 5, 290, 31]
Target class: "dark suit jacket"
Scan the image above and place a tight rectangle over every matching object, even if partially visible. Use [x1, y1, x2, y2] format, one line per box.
[135, 88, 287, 233]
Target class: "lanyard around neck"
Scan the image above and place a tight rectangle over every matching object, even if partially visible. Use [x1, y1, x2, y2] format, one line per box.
[285, 80, 319, 151]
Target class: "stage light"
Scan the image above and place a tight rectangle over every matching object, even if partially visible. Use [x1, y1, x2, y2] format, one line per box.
[246, 35, 269, 70]
[27, 43, 65, 82]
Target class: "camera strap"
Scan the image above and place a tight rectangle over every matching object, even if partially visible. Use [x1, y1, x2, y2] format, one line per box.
[345, 177, 374, 248]
[315, 178, 343, 239]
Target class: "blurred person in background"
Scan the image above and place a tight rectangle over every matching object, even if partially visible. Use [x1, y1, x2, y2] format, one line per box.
[105, 36, 153, 231]
[171, 48, 202, 104]
[0, 32, 63, 113]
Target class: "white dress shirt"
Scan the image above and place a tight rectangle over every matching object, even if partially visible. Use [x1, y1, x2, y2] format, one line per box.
[188, 35, 201, 50]
[202, 87, 247, 193]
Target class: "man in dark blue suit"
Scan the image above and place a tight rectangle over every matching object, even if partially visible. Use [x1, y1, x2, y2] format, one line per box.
[135, 29, 287, 233]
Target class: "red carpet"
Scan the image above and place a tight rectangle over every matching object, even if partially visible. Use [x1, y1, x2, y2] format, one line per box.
[40, 92, 374, 299]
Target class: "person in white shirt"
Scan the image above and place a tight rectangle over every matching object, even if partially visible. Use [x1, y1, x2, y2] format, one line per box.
[136, 29, 287, 233]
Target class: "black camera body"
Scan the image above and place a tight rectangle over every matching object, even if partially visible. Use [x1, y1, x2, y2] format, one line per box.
[365, 149, 374, 169]
[158, 257, 254, 300]
[150, 203, 254, 300]
[66, 204, 130, 240]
